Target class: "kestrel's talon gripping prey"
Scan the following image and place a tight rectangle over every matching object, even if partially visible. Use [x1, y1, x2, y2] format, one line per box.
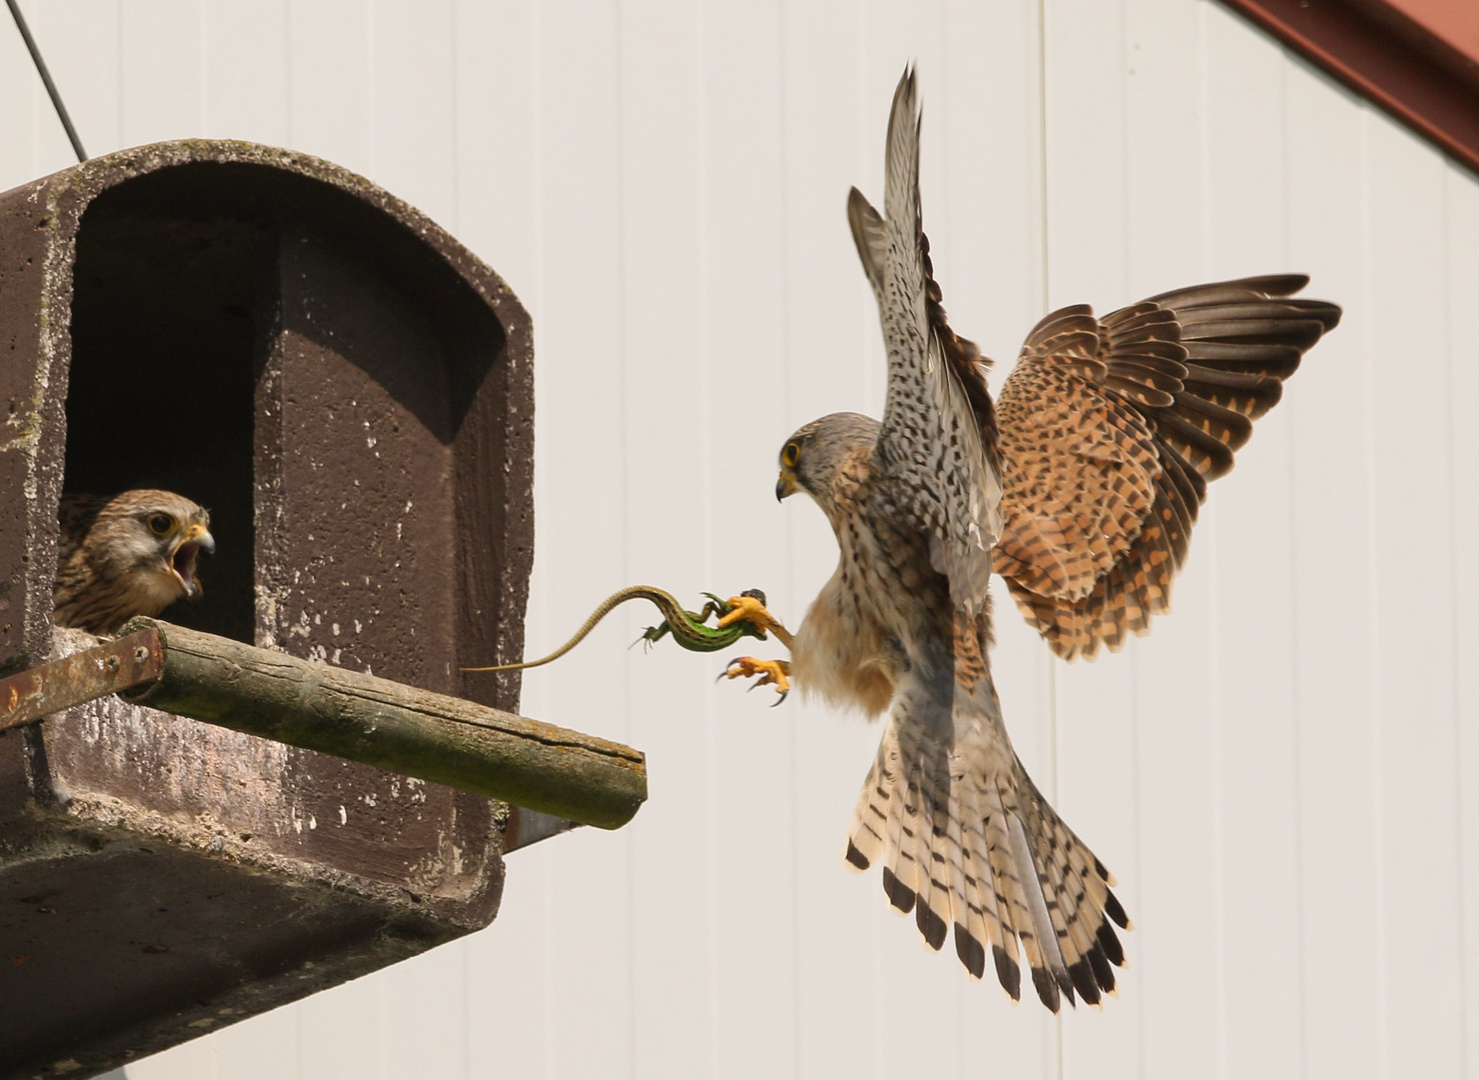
[721, 656, 791, 705]
[717, 593, 795, 649]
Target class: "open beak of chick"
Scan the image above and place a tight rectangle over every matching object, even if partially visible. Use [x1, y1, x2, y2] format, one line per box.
[168, 523, 215, 598]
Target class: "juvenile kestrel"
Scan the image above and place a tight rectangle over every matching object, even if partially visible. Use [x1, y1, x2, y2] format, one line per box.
[53, 490, 215, 635]
[726, 69, 1340, 1010]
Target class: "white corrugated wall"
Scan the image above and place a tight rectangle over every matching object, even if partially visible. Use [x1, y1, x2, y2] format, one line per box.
[3, 1, 1478, 1077]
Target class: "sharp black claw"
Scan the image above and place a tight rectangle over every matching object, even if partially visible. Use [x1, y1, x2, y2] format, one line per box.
[770, 689, 788, 707]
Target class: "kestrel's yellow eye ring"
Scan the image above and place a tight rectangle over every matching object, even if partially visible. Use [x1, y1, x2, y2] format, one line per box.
[147, 513, 174, 536]
[782, 442, 801, 467]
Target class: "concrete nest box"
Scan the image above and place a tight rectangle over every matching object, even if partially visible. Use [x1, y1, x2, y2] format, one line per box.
[0, 141, 538, 1077]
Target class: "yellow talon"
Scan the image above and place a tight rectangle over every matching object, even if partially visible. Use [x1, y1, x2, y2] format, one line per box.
[722, 656, 792, 705]
[718, 593, 794, 648]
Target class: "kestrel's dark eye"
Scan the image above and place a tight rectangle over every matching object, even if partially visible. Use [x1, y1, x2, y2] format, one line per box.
[782, 442, 801, 467]
[147, 513, 174, 536]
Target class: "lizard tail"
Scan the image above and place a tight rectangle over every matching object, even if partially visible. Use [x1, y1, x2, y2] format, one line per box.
[462, 586, 711, 673]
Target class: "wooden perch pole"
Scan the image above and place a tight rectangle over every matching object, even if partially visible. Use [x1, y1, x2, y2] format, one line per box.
[109, 617, 646, 830]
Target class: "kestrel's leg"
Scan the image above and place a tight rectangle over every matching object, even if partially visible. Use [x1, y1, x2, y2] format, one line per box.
[717, 592, 794, 704]
[717, 592, 795, 649]
[721, 656, 792, 704]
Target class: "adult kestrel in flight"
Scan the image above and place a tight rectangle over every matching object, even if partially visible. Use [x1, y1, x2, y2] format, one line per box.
[725, 68, 1340, 1010]
[53, 489, 215, 635]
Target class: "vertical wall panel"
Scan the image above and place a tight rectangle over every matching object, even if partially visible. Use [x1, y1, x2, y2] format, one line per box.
[294, 972, 381, 1079]
[1202, 7, 1303, 1077]
[0, 0, 40, 192]
[1450, 156, 1479, 1078]
[119, 1, 203, 148]
[8, 0, 119, 176]
[615, 3, 717, 1078]
[203, 1, 290, 146]
[371, 0, 456, 228]
[451, 0, 540, 298]
[698, 4, 802, 1078]
[211, 1005, 302, 1080]
[1286, 62, 1383, 1080]
[520, 3, 633, 1078]
[1042, 0, 1127, 306]
[286, 0, 372, 177]
[1365, 109, 1463, 1078]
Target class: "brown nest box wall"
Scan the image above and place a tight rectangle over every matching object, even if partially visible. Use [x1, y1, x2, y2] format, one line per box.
[0, 143, 534, 1078]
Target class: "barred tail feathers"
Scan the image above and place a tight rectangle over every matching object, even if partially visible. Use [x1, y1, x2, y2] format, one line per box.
[843, 689, 1129, 1011]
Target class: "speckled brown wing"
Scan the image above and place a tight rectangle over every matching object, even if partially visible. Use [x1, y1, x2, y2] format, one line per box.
[847, 69, 1001, 619]
[995, 275, 1341, 660]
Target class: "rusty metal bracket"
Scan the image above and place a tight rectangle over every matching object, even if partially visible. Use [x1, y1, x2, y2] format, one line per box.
[0, 628, 162, 733]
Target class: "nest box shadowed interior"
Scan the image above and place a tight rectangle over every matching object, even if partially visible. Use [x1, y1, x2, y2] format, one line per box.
[0, 143, 535, 1079]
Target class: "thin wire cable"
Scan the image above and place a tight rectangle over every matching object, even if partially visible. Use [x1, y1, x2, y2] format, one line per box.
[5, 0, 86, 162]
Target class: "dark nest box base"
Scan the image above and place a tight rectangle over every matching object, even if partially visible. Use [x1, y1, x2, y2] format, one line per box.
[0, 142, 536, 1078]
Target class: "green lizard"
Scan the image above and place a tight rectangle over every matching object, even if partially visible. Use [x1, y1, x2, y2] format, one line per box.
[462, 585, 790, 673]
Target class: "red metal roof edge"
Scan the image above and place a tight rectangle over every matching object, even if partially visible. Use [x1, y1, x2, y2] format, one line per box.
[1217, 0, 1479, 176]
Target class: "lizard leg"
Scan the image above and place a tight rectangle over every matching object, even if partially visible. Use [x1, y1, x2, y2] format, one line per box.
[721, 657, 792, 705]
[717, 592, 794, 649]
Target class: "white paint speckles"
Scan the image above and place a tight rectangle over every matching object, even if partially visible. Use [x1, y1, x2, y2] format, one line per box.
[331, 623, 340, 636]
[338, 805, 347, 826]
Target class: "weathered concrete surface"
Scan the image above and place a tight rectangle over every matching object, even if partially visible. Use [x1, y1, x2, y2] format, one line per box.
[0, 141, 536, 1079]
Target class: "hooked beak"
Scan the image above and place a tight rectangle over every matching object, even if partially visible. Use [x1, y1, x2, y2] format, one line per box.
[169, 523, 215, 597]
[776, 467, 798, 502]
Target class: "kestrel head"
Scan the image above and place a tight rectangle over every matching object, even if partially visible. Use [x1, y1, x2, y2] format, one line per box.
[774, 411, 881, 520]
[53, 489, 216, 635]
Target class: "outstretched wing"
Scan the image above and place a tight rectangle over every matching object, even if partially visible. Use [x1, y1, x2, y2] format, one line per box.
[843, 618, 1129, 1011]
[849, 68, 1000, 618]
[994, 275, 1341, 659]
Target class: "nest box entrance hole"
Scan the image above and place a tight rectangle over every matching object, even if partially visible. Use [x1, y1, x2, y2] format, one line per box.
[65, 183, 261, 644]
[58, 161, 522, 702]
